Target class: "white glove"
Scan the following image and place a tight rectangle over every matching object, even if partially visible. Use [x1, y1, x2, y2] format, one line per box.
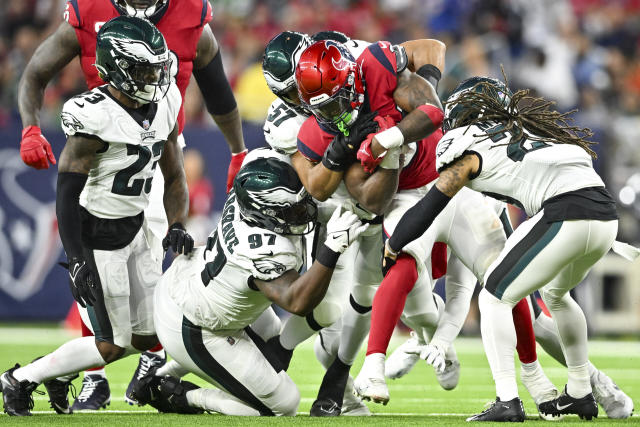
[406, 338, 447, 373]
[324, 206, 369, 253]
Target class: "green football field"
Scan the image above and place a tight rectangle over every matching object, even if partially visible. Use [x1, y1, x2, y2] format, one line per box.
[0, 324, 637, 425]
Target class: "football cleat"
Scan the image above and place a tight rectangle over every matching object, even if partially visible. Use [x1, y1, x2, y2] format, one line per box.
[520, 363, 560, 420]
[342, 376, 371, 416]
[436, 358, 461, 391]
[159, 375, 204, 414]
[466, 397, 525, 422]
[125, 351, 166, 405]
[1, 364, 40, 416]
[43, 374, 78, 415]
[71, 374, 111, 411]
[385, 331, 421, 379]
[353, 354, 389, 405]
[310, 398, 341, 417]
[130, 366, 175, 413]
[538, 385, 598, 421]
[591, 369, 634, 419]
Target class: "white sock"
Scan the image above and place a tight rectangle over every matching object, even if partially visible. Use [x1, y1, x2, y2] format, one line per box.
[521, 360, 540, 375]
[279, 315, 316, 350]
[85, 368, 106, 378]
[156, 359, 189, 378]
[314, 323, 341, 370]
[14, 337, 106, 384]
[567, 363, 591, 398]
[337, 306, 371, 366]
[361, 352, 386, 379]
[478, 289, 519, 401]
[147, 348, 165, 358]
[186, 388, 259, 415]
[533, 312, 567, 366]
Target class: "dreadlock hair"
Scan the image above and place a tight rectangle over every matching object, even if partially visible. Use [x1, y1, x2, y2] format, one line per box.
[445, 76, 597, 159]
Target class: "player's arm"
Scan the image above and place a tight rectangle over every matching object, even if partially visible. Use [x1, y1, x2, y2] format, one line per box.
[159, 124, 193, 254]
[291, 152, 343, 202]
[193, 25, 247, 191]
[400, 39, 446, 74]
[386, 153, 479, 258]
[18, 21, 80, 169]
[343, 161, 399, 215]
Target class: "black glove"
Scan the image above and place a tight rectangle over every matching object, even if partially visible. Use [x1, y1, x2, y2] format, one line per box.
[381, 240, 399, 277]
[163, 222, 194, 255]
[322, 110, 379, 171]
[64, 257, 98, 308]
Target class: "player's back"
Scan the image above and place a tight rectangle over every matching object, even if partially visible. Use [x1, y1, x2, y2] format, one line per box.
[166, 191, 304, 332]
[60, 84, 181, 219]
[437, 122, 605, 217]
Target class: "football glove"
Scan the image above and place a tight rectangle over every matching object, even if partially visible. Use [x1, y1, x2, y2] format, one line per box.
[20, 126, 56, 169]
[357, 115, 397, 173]
[381, 239, 399, 277]
[226, 149, 248, 193]
[65, 257, 98, 308]
[321, 110, 379, 171]
[324, 206, 369, 253]
[406, 339, 447, 373]
[163, 222, 194, 255]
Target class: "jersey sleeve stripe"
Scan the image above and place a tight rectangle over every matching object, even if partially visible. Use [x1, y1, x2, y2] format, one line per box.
[200, 0, 208, 26]
[297, 139, 323, 162]
[69, 0, 81, 25]
[368, 43, 396, 76]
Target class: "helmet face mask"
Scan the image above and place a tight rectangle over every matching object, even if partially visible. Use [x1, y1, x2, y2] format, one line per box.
[115, 0, 167, 19]
[295, 40, 365, 135]
[234, 157, 318, 236]
[95, 16, 172, 104]
[262, 31, 312, 115]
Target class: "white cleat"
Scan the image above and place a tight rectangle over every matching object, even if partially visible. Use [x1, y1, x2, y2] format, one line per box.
[385, 331, 421, 379]
[436, 358, 460, 391]
[354, 353, 389, 405]
[342, 376, 371, 416]
[591, 370, 634, 419]
[520, 363, 561, 421]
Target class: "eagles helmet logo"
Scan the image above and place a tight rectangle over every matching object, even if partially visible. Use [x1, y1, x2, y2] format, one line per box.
[252, 259, 287, 275]
[247, 186, 299, 207]
[109, 37, 168, 62]
[61, 112, 84, 132]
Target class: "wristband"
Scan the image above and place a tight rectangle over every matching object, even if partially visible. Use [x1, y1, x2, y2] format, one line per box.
[416, 104, 444, 129]
[315, 243, 340, 269]
[376, 126, 404, 150]
[416, 64, 442, 89]
[22, 125, 42, 139]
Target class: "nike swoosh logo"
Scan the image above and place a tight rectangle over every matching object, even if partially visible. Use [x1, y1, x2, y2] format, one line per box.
[74, 101, 85, 107]
[264, 128, 271, 134]
[70, 262, 84, 281]
[556, 402, 573, 411]
[332, 235, 341, 239]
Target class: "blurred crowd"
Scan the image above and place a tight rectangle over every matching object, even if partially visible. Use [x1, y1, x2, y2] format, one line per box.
[2, 0, 640, 237]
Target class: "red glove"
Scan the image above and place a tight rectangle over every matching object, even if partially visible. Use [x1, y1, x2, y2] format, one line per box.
[356, 115, 396, 173]
[20, 126, 56, 169]
[226, 149, 248, 193]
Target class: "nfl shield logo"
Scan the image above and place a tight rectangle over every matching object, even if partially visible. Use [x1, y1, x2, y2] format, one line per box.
[142, 119, 150, 130]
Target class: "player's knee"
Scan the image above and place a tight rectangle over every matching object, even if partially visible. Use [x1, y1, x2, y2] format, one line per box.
[96, 340, 126, 363]
[131, 334, 160, 352]
[350, 286, 376, 308]
[539, 287, 568, 312]
[271, 376, 300, 416]
[311, 301, 342, 328]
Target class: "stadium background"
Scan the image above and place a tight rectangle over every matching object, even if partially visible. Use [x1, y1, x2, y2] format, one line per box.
[1, 0, 639, 336]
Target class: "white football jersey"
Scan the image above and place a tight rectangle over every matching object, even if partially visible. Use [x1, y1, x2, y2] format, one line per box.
[61, 84, 181, 219]
[436, 123, 605, 217]
[167, 191, 304, 331]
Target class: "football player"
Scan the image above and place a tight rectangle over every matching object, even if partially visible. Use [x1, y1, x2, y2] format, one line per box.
[382, 76, 630, 421]
[1, 17, 194, 417]
[134, 155, 368, 416]
[16, 0, 246, 411]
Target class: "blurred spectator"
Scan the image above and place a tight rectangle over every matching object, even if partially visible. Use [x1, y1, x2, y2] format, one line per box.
[184, 149, 215, 245]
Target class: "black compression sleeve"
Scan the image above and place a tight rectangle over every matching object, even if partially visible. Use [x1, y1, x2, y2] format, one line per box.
[56, 172, 88, 260]
[416, 64, 442, 90]
[193, 50, 237, 115]
[388, 185, 452, 253]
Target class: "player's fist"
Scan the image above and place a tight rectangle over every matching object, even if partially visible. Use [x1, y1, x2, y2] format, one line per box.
[324, 206, 369, 253]
[163, 222, 194, 255]
[418, 341, 447, 373]
[66, 257, 98, 308]
[20, 126, 56, 169]
[381, 239, 399, 276]
[227, 149, 248, 193]
[357, 115, 397, 173]
[321, 110, 378, 171]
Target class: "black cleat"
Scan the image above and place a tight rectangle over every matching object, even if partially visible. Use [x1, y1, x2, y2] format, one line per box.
[71, 374, 111, 411]
[1, 364, 40, 416]
[467, 397, 525, 422]
[265, 336, 294, 372]
[159, 375, 204, 414]
[43, 374, 78, 414]
[310, 398, 341, 416]
[538, 385, 598, 421]
[130, 367, 174, 413]
[125, 351, 166, 405]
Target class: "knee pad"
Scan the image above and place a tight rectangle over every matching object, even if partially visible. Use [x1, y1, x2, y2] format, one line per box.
[311, 300, 342, 328]
[272, 374, 300, 416]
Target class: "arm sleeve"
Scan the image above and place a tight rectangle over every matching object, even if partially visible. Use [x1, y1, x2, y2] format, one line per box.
[192, 50, 237, 116]
[56, 172, 88, 259]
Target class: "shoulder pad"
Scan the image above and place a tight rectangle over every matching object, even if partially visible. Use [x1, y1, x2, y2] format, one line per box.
[61, 90, 106, 137]
[391, 44, 408, 73]
[435, 125, 482, 172]
[263, 100, 306, 155]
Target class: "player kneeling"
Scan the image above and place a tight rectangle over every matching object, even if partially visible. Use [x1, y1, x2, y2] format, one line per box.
[136, 156, 368, 415]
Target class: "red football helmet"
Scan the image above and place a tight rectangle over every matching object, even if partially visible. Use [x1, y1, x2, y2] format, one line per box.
[295, 40, 365, 134]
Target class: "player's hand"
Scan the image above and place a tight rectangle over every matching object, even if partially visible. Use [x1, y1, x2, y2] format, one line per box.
[20, 126, 56, 169]
[381, 239, 399, 276]
[321, 110, 378, 171]
[324, 206, 369, 253]
[226, 149, 248, 193]
[419, 341, 447, 373]
[65, 257, 98, 308]
[163, 222, 194, 255]
[357, 115, 396, 173]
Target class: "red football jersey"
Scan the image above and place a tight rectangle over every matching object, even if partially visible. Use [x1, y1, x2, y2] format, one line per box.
[296, 40, 440, 190]
[64, 0, 213, 133]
